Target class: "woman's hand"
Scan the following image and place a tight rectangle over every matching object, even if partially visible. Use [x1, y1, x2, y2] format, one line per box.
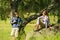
[34, 24, 39, 30]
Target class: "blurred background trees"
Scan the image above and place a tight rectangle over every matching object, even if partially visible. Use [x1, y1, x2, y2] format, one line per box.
[0, 0, 60, 23]
[0, 0, 60, 31]
[0, 0, 60, 30]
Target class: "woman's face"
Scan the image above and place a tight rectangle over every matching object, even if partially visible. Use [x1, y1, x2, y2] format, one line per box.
[42, 11, 46, 16]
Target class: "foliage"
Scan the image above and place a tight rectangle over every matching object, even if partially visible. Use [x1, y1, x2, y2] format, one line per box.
[0, 0, 10, 20]
[0, 0, 60, 20]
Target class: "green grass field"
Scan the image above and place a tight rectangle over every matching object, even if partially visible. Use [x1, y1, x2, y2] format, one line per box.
[0, 19, 11, 40]
[0, 15, 60, 40]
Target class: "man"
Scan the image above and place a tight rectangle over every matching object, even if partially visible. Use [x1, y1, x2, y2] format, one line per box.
[10, 12, 22, 40]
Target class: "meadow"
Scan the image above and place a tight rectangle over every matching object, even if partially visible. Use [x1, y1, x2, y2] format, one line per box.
[0, 15, 60, 40]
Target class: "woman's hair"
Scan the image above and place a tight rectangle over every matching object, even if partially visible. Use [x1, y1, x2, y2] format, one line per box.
[42, 9, 48, 16]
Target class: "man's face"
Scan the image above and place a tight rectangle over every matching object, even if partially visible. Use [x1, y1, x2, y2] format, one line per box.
[16, 14, 18, 17]
[15, 12, 19, 17]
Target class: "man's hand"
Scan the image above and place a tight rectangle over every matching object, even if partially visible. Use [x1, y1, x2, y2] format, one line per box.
[13, 20, 16, 23]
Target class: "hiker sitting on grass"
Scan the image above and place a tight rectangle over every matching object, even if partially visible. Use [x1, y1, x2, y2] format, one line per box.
[34, 10, 50, 31]
[10, 12, 22, 40]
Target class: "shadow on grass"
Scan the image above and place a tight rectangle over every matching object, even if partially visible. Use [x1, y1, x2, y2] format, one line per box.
[34, 24, 57, 32]
[18, 29, 26, 40]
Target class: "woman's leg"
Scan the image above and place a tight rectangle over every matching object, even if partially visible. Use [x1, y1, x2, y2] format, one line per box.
[39, 21, 45, 28]
[34, 24, 39, 30]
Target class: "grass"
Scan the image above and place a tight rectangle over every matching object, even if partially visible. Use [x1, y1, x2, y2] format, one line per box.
[0, 19, 11, 40]
[0, 15, 59, 40]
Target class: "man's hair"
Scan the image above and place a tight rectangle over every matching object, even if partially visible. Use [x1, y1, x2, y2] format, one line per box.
[15, 11, 19, 17]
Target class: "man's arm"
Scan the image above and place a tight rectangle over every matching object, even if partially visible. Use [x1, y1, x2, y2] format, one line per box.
[10, 18, 13, 24]
[17, 18, 22, 26]
[10, 18, 16, 24]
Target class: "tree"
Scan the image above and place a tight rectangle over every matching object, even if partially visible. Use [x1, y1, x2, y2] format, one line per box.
[19, 0, 60, 29]
[0, 0, 60, 40]
[16, 0, 60, 40]
[0, 0, 10, 20]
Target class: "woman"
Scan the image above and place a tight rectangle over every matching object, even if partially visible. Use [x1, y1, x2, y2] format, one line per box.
[34, 10, 50, 31]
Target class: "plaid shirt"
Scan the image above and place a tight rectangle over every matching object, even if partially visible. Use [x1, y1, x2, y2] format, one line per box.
[10, 17, 22, 28]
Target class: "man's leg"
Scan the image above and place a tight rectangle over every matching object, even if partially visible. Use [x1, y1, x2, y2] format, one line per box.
[15, 28, 19, 40]
[11, 28, 16, 40]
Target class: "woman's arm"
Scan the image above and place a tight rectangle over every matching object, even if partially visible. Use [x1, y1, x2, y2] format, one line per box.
[44, 17, 50, 28]
[34, 16, 42, 27]
[36, 16, 43, 25]
[34, 16, 43, 30]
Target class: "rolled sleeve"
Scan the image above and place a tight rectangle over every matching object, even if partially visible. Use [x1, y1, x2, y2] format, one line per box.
[10, 18, 13, 24]
[36, 17, 39, 25]
[36, 16, 43, 25]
